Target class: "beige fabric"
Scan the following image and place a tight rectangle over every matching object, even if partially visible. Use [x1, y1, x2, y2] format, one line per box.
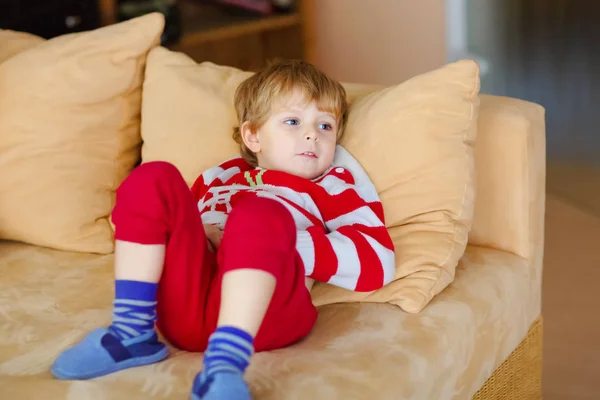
[0, 241, 533, 400]
[0, 14, 164, 254]
[141, 49, 480, 313]
[469, 94, 546, 318]
[141, 47, 253, 184]
[0, 30, 44, 63]
[341, 82, 385, 104]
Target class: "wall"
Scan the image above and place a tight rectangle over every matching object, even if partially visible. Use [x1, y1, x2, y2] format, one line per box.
[308, 0, 447, 85]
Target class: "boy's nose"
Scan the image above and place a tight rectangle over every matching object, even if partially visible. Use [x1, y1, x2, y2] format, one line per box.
[304, 129, 317, 141]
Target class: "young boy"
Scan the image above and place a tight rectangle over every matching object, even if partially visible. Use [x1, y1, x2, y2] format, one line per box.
[51, 60, 395, 399]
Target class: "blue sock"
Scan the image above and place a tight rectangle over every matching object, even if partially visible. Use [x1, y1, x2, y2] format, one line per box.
[191, 326, 254, 399]
[203, 326, 254, 377]
[109, 280, 158, 341]
[51, 279, 166, 380]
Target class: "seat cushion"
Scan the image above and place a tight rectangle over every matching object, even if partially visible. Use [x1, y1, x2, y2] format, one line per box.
[0, 243, 533, 399]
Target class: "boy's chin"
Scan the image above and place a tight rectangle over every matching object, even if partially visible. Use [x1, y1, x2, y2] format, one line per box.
[265, 164, 328, 180]
[295, 168, 327, 180]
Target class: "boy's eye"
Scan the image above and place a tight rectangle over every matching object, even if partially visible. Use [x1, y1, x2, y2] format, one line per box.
[284, 119, 299, 126]
[318, 123, 332, 131]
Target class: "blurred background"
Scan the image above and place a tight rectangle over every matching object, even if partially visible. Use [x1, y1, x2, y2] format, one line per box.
[1, 0, 598, 398]
[1, 0, 598, 164]
[3, 1, 597, 182]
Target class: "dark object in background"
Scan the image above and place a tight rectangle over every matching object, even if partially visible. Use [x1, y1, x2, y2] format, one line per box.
[214, 0, 297, 15]
[0, 0, 101, 39]
[118, 0, 181, 46]
[215, 0, 273, 14]
[270, 0, 296, 13]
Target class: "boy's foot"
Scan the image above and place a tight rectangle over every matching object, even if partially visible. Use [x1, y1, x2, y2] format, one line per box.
[191, 371, 252, 400]
[191, 325, 254, 399]
[51, 327, 168, 380]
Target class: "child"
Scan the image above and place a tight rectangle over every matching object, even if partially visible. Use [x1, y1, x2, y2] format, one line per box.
[51, 60, 395, 399]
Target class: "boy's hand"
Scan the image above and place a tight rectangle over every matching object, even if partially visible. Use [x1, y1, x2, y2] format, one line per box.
[204, 224, 223, 252]
[305, 277, 315, 292]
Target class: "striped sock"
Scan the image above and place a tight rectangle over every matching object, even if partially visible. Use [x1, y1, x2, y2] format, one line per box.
[202, 326, 254, 377]
[109, 280, 158, 341]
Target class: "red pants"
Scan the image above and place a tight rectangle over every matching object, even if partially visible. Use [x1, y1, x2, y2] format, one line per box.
[111, 161, 317, 352]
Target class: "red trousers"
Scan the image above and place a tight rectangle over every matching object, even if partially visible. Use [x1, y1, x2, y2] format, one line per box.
[111, 161, 317, 352]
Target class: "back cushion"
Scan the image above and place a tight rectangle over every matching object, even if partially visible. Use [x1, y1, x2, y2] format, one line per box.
[0, 30, 44, 63]
[0, 14, 164, 254]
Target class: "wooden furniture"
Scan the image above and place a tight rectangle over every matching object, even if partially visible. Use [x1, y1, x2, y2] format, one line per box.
[99, 0, 314, 70]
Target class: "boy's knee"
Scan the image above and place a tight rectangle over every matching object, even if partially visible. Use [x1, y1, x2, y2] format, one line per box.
[222, 196, 297, 278]
[130, 161, 181, 182]
[227, 196, 296, 244]
[119, 161, 182, 194]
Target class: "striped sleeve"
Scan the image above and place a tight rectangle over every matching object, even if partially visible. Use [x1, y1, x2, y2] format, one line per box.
[191, 156, 251, 202]
[296, 168, 395, 292]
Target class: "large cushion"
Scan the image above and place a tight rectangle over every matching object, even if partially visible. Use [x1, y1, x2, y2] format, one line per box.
[0, 30, 44, 63]
[0, 241, 532, 399]
[315, 61, 480, 313]
[0, 13, 164, 254]
[141, 48, 253, 183]
[141, 47, 480, 312]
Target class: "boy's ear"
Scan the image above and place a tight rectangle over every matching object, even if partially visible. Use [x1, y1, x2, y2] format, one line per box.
[241, 121, 261, 153]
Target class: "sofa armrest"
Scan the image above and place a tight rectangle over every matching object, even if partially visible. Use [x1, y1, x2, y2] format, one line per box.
[469, 94, 546, 316]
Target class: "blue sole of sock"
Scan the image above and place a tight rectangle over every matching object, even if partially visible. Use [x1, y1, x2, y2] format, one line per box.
[51, 346, 169, 380]
[190, 372, 252, 400]
[189, 383, 252, 400]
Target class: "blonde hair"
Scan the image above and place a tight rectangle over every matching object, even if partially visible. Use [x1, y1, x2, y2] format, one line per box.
[232, 59, 348, 166]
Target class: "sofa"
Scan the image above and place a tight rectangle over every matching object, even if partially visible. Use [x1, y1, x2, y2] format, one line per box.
[0, 14, 545, 400]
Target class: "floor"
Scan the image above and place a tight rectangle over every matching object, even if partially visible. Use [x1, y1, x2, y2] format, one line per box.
[546, 162, 600, 217]
[542, 163, 600, 399]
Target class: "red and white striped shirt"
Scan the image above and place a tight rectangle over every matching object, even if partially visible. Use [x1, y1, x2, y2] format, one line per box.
[191, 146, 395, 292]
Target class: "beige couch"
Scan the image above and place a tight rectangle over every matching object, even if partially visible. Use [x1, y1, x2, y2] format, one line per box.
[0, 94, 545, 399]
[0, 14, 545, 400]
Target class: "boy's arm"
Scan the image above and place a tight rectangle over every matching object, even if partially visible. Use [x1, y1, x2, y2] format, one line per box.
[191, 156, 250, 202]
[296, 169, 396, 292]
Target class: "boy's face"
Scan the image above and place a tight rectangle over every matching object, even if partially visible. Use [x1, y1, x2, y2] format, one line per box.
[242, 89, 338, 180]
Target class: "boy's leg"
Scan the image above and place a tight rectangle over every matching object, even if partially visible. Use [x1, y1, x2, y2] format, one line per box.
[51, 161, 215, 380]
[192, 196, 317, 399]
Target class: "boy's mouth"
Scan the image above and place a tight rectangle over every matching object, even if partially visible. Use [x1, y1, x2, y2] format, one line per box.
[299, 151, 318, 159]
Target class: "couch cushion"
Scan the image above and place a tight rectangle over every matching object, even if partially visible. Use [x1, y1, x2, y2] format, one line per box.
[141, 47, 480, 313]
[0, 13, 164, 254]
[315, 60, 480, 313]
[0, 30, 44, 63]
[0, 242, 531, 399]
